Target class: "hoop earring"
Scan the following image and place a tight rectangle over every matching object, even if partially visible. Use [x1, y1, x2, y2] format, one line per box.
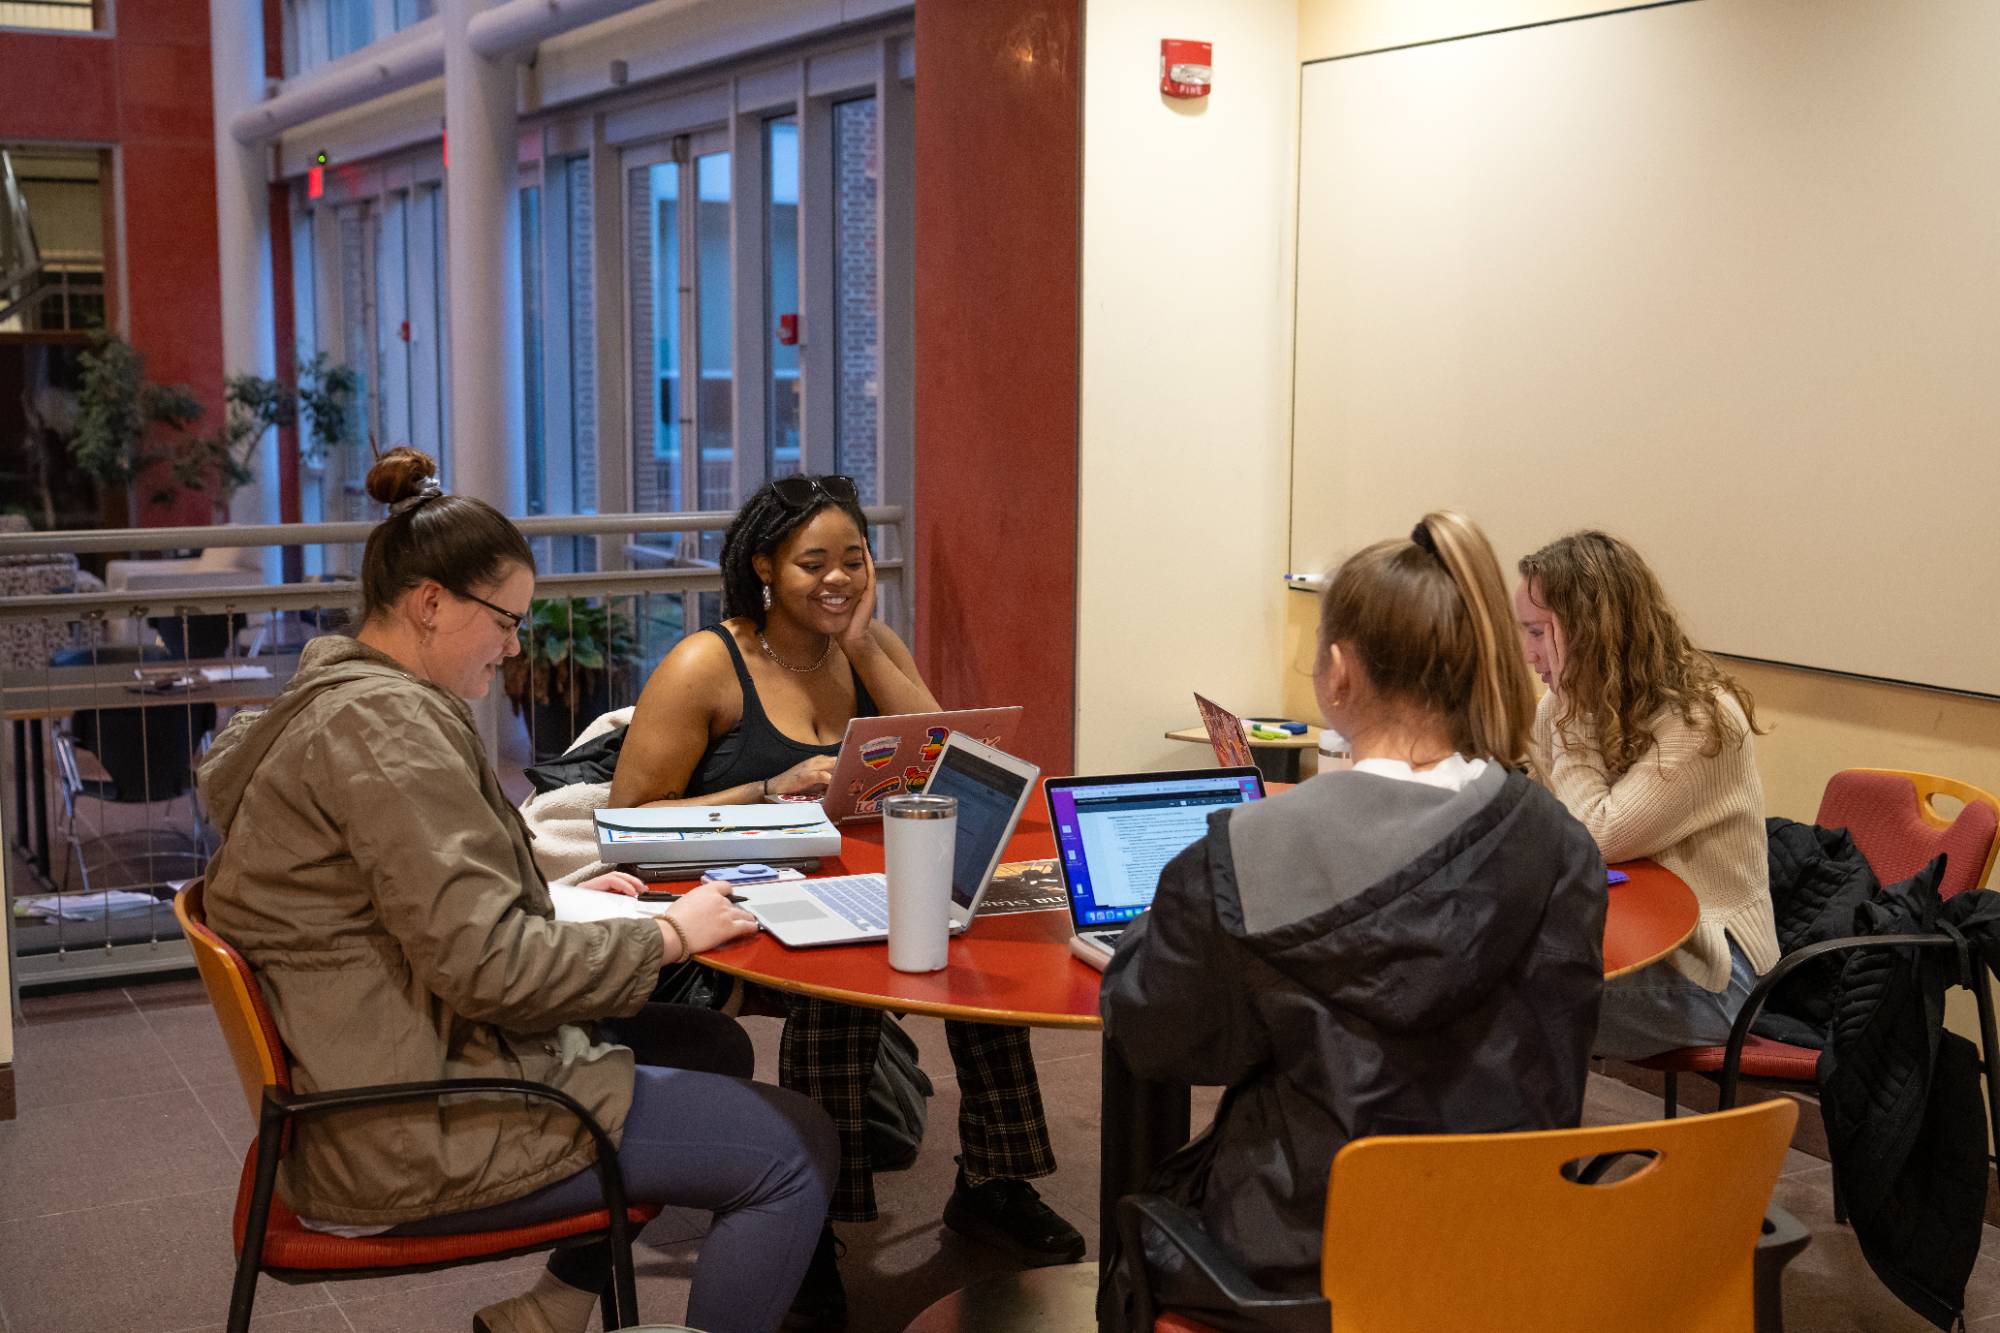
[761, 584, 773, 611]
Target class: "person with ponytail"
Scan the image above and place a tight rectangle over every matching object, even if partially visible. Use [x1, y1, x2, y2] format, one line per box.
[609, 476, 1085, 1327]
[1100, 512, 1606, 1330]
[197, 449, 836, 1333]
[1515, 530, 1778, 1060]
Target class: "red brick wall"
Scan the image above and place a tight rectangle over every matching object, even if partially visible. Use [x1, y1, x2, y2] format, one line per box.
[0, 3, 222, 527]
[912, 1, 1082, 774]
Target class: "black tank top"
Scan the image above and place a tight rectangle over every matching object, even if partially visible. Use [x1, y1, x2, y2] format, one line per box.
[684, 624, 879, 798]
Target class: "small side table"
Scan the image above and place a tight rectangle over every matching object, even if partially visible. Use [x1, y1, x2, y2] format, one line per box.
[1165, 723, 1321, 783]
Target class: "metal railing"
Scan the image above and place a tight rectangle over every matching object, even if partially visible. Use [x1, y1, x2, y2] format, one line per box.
[0, 507, 905, 995]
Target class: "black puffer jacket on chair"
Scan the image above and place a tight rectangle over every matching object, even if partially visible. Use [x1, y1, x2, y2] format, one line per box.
[1817, 857, 2000, 1330]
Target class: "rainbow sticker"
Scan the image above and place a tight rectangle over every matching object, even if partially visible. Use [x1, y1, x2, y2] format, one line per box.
[918, 727, 949, 764]
[854, 772, 905, 815]
[859, 735, 902, 769]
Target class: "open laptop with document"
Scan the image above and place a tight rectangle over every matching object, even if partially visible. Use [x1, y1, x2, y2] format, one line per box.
[738, 734, 1039, 948]
[1045, 767, 1265, 970]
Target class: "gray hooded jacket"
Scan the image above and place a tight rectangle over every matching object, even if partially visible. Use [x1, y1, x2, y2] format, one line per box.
[1101, 765, 1605, 1313]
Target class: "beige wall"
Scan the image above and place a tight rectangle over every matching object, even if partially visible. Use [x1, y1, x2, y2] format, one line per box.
[1074, 0, 1298, 771]
[1299, 0, 1634, 62]
[1144, 0, 2000, 840]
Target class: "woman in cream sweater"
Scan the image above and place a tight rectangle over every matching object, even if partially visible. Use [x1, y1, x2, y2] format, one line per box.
[1515, 530, 1780, 1059]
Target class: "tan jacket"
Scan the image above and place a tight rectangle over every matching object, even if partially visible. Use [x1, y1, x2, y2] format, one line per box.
[1530, 690, 1779, 992]
[197, 636, 664, 1226]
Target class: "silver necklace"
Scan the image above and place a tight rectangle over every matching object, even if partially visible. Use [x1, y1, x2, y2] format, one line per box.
[758, 631, 833, 674]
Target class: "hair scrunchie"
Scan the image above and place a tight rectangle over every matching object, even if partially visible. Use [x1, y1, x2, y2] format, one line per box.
[1409, 521, 1440, 558]
[389, 477, 445, 517]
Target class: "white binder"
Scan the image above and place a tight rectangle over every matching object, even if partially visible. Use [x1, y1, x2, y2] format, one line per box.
[593, 803, 841, 865]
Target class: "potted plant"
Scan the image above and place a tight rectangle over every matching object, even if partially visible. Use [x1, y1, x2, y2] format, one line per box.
[501, 597, 640, 760]
[67, 334, 359, 523]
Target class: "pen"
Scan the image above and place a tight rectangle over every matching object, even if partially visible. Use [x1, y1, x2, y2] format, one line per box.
[637, 890, 751, 904]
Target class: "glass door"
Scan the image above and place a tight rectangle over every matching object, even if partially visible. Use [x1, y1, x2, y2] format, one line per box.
[625, 131, 731, 649]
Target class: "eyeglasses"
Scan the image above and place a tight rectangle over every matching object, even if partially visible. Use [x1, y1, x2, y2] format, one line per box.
[771, 474, 859, 511]
[458, 590, 526, 633]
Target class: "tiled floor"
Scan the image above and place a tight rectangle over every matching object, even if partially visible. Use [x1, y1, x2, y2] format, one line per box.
[2, 977, 1999, 1332]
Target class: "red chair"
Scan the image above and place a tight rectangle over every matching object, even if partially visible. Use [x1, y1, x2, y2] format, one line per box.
[1638, 770, 2000, 1223]
[1815, 768, 2000, 898]
[174, 882, 660, 1333]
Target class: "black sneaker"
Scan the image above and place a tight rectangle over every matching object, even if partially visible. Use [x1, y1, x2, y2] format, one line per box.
[941, 1163, 1086, 1266]
[783, 1224, 848, 1331]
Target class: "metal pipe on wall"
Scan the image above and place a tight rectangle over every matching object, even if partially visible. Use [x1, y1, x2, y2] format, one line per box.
[466, 0, 648, 59]
[229, 31, 447, 146]
[228, 0, 654, 147]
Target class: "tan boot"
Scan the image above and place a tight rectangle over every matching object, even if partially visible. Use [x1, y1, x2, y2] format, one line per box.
[472, 1271, 598, 1333]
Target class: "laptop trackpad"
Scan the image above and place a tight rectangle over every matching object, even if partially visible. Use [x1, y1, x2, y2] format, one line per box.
[758, 899, 834, 924]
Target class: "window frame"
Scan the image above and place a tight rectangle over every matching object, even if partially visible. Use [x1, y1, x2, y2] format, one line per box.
[517, 29, 912, 577]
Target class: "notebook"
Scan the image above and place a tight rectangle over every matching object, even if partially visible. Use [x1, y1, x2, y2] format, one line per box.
[737, 734, 1039, 948]
[815, 706, 1026, 823]
[1044, 767, 1266, 970]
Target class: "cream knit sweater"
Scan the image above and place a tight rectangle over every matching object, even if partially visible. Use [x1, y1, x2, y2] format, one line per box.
[1529, 690, 1780, 992]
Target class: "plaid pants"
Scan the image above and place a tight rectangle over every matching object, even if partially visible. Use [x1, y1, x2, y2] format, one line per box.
[778, 995, 1056, 1221]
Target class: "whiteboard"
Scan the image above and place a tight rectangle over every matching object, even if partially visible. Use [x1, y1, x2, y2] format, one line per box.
[1290, 0, 2000, 695]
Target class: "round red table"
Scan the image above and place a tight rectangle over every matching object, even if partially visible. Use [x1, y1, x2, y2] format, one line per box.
[692, 781, 1700, 1333]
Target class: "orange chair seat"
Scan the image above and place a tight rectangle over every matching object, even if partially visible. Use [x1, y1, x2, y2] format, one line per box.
[232, 1144, 661, 1272]
[1640, 1034, 1820, 1082]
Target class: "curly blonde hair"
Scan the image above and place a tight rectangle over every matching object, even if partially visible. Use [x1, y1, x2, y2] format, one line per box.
[1518, 530, 1761, 780]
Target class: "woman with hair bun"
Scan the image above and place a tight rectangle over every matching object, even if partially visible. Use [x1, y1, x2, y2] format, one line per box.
[1100, 512, 1607, 1331]
[1515, 530, 1778, 1060]
[197, 448, 836, 1333]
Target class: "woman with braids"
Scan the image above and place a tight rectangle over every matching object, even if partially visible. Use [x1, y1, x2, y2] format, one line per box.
[198, 449, 836, 1333]
[1100, 512, 1605, 1332]
[612, 474, 1084, 1327]
[1515, 529, 1779, 1059]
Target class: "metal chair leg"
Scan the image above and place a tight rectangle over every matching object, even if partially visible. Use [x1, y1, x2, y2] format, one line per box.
[230, 1103, 287, 1333]
[1662, 1070, 1679, 1118]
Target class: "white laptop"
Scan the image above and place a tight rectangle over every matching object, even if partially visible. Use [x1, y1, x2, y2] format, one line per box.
[738, 734, 1040, 948]
[1044, 767, 1266, 970]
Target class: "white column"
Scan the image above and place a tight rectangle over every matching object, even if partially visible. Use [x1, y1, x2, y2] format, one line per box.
[442, 0, 527, 516]
[207, 0, 280, 574]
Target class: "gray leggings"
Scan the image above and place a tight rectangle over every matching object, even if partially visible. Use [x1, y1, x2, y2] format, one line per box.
[396, 1007, 838, 1333]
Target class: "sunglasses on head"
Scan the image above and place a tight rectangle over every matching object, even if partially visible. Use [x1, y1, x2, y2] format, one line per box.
[771, 474, 859, 510]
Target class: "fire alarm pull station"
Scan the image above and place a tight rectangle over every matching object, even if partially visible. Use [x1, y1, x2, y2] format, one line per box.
[1160, 39, 1212, 99]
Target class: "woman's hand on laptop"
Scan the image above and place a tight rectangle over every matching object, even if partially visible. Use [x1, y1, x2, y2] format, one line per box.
[766, 754, 837, 799]
[660, 882, 761, 958]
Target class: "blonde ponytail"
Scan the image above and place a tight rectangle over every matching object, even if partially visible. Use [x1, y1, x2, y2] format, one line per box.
[1317, 510, 1534, 766]
[1419, 512, 1536, 766]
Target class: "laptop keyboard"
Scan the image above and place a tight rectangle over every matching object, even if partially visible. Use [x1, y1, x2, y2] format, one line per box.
[804, 874, 891, 931]
[1081, 928, 1124, 952]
